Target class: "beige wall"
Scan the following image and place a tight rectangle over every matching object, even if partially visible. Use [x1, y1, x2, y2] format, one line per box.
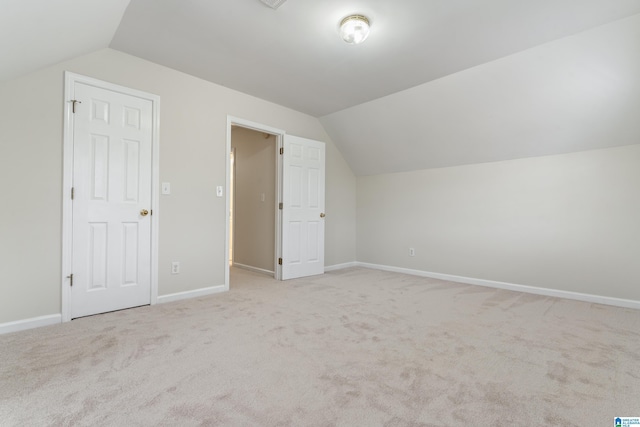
[357, 145, 640, 300]
[231, 127, 276, 272]
[0, 48, 357, 324]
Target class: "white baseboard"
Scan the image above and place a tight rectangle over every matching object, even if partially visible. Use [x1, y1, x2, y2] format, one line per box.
[232, 263, 275, 276]
[0, 314, 62, 335]
[325, 262, 358, 272]
[2, 285, 228, 334]
[356, 262, 640, 310]
[157, 284, 227, 304]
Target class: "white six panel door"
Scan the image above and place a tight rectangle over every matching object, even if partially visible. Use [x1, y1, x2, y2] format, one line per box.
[282, 135, 325, 280]
[71, 82, 153, 318]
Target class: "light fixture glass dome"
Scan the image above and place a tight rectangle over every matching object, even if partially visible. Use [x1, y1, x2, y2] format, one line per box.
[340, 15, 370, 45]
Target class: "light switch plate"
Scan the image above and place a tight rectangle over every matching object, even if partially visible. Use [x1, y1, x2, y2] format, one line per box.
[162, 182, 171, 195]
[216, 186, 223, 197]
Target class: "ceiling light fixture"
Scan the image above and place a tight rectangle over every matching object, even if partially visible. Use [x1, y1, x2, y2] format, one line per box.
[339, 15, 370, 45]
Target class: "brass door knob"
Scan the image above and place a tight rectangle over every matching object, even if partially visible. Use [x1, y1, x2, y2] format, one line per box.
[320, 213, 326, 218]
[140, 209, 149, 216]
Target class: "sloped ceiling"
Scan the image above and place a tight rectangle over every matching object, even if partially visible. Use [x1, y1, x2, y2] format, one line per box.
[111, 0, 640, 118]
[0, 0, 130, 81]
[2, 0, 640, 175]
[321, 14, 640, 175]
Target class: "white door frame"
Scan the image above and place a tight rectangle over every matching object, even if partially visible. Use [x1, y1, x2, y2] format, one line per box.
[61, 72, 161, 322]
[226, 116, 285, 284]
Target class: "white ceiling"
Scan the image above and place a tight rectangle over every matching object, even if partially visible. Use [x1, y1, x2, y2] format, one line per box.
[0, 0, 130, 82]
[2, 0, 640, 175]
[110, 0, 640, 117]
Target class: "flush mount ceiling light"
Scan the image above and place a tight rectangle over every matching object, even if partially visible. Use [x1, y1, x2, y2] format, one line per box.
[339, 15, 370, 45]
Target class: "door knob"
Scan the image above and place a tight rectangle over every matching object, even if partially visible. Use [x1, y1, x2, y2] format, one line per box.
[140, 209, 149, 216]
[320, 213, 326, 218]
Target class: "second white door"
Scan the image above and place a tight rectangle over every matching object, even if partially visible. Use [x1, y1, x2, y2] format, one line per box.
[281, 135, 325, 279]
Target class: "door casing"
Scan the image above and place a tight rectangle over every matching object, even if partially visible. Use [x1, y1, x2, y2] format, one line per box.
[61, 72, 161, 322]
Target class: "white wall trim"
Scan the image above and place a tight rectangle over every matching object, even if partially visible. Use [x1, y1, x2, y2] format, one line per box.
[357, 262, 640, 310]
[233, 263, 275, 276]
[157, 285, 227, 304]
[0, 314, 62, 335]
[325, 262, 358, 272]
[62, 72, 161, 321]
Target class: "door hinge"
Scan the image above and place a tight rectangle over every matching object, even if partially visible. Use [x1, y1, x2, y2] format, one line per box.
[71, 187, 74, 200]
[71, 99, 82, 114]
[68, 273, 74, 287]
[279, 202, 283, 210]
[278, 258, 283, 265]
[279, 147, 284, 155]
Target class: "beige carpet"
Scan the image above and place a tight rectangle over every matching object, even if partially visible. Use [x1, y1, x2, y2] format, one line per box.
[1, 267, 639, 426]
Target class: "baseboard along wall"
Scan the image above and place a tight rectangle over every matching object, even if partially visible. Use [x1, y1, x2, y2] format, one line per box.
[354, 262, 640, 310]
[232, 263, 275, 276]
[325, 262, 358, 272]
[156, 284, 228, 304]
[0, 314, 62, 335]
[4, 262, 638, 335]
[0, 285, 228, 335]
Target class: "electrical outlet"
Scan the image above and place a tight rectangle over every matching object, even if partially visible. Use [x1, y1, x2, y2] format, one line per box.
[409, 248, 415, 257]
[171, 261, 180, 274]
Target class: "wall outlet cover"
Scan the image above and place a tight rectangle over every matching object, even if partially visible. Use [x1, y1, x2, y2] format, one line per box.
[171, 261, 180, 274]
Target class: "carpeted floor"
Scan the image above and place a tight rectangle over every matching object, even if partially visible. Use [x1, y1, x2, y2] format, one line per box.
[1, 267, 639, 426]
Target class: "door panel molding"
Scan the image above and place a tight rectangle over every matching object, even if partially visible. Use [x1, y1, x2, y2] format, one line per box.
[62, 72, 160, 322]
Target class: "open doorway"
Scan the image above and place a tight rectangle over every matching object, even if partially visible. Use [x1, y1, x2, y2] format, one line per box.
[229, 126, 278, 277]
[225, 116, 326, 288]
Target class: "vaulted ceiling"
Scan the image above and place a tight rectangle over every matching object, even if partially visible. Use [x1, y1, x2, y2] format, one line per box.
[3, 0, 640, 175]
